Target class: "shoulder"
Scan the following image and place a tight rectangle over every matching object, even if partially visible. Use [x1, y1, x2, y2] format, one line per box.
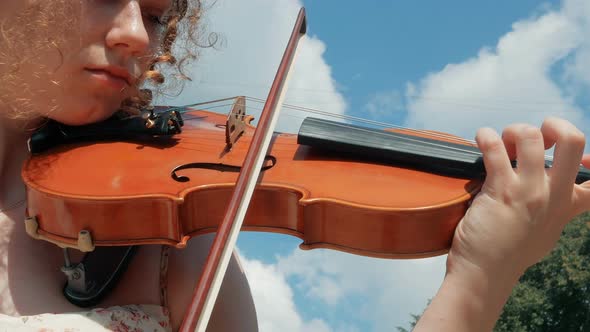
[165, 234, 258, 331]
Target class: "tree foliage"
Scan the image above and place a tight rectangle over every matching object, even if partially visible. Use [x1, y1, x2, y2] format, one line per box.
[494, 212, 590, 332]
[396, 313, 421, 332]
[399, 213, 590, 332]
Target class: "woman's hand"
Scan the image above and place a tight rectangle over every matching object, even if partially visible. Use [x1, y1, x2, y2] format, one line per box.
[449, 117, 590, 281]
[414, 117, 590, 332]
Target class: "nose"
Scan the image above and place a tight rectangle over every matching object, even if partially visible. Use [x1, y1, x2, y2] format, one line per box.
[105, 1, 150, 57]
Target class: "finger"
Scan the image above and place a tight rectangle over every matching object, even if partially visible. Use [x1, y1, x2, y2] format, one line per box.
[501, 124, 529, 162]
[502, 124, 546, 185]
[501, 129, 517, 161]
[476, 127, 515, 191]
[541, 117, 585, 193]
[582, 154, 590, 169]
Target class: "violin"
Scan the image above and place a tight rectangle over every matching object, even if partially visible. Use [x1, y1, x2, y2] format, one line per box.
[21, 101, 473, 255]
[21, 97, 590, 253]
[19, 7, 590, 331]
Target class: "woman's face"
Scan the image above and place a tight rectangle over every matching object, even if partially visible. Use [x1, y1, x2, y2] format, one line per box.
[0, 0, 173, 125]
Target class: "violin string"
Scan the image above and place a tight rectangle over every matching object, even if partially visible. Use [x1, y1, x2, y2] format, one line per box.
[172, 97, 557, 162]
[229, 101, 499, 159]
[175, 99, 413, 134]
[179, 109, 485, 161]
[182, 101, 471, 147]
[173, 97, 473, 145]
[243, 97, 483, 147]
[172, 96, 552, 159]
[240, 97, 557, 162]
[208, 104, 482, 157]
[183, 102, 557, 162]
[191, 102, 558, 162]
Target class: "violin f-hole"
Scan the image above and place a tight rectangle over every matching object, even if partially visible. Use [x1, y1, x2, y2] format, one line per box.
[170, 155, 277, 183]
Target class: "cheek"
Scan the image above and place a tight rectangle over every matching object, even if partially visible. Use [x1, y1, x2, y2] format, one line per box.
[34, 62, 128, 125]
[0, 1, 25, 20]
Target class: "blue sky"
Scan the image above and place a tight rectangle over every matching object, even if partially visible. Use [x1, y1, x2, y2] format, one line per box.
[165, 0, 590, 330]
[304, 0, 561, 125]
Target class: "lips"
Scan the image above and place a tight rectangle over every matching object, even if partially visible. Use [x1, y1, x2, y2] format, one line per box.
[85, 66, 133, 87]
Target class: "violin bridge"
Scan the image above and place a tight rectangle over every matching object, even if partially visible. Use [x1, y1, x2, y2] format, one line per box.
[225, 96, 246, 150]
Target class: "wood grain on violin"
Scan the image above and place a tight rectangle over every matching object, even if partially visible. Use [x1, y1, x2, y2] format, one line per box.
[21, 105, 486, 259]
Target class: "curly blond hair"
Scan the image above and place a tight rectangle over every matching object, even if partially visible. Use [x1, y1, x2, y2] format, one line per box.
[121, 0, 217, 115]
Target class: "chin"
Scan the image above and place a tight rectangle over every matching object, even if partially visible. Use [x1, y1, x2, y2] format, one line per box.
[47, 102, 120, 126]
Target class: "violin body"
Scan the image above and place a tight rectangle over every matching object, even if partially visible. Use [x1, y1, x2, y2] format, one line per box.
[22, 107, 482, 259]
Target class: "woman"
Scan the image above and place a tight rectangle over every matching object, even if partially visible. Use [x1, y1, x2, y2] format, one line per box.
[0, 0, 257, 331]
[1, 2, 589, 332]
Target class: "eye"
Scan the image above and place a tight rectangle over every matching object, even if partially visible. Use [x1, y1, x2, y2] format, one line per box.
[145, 12, 168, 26]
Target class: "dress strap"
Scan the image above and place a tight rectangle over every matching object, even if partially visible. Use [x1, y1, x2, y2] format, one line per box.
[159, 245, 171, 308]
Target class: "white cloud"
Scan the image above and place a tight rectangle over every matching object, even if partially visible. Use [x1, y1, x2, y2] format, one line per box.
[562, 0, 590, 90]
[238, 252, 332, 332]
[275, 249, 446, 332]
[404, 0, 590, 140]
[238, 248, 445, 332]
[162, 0, 346, 133]
[363, 90, 404, 120]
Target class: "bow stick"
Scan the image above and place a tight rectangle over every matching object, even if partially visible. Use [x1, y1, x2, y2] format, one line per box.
[179, 8, 307, 332]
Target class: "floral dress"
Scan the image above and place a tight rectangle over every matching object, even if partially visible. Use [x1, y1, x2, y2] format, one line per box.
[0, 304, 171, 331]
[0, 247, 173, 332]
